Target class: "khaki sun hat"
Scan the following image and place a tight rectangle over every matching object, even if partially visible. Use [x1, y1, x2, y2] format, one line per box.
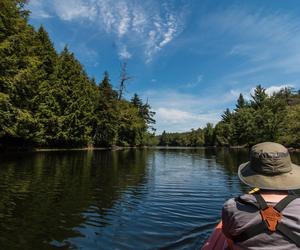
[238, 142, 300, 190]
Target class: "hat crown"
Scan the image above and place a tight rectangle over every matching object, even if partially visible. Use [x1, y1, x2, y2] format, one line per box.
[250, 142, 292, 175]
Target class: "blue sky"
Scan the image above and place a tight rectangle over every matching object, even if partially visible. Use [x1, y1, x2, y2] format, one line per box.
[28, 0, 300, 134]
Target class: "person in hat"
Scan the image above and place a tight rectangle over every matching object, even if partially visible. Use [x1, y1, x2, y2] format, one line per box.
[222, 142, 300, 249]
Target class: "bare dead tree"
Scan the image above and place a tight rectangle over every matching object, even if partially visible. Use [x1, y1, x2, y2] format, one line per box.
[118, 62, 132, 100]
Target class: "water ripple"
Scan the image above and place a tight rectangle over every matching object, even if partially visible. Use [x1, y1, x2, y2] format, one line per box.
[1, 149, 294, 249]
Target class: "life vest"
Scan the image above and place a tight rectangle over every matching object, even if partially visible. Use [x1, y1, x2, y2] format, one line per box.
[231, 193, 300, 247]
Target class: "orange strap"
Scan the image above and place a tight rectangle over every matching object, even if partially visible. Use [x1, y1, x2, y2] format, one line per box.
[260, 206, 282, 232]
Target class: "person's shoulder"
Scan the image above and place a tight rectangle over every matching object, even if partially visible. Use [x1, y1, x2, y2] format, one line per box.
[223, 197, 237, 209]
[294, 196, 300, 203]
[223, 194, 255, 206]
[223, 194, 257, 213]
[288, 194, 300, 206]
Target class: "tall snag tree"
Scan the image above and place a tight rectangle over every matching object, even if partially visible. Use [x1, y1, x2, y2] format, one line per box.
[118, 62, 131, 100]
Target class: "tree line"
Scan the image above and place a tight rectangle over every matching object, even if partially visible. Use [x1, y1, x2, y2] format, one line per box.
[159, 86, 300, 148]
[0, 0, 156, 149]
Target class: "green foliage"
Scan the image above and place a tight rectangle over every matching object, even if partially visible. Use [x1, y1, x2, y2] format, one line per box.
[0, 1, 156, 149]
[203, 123, 215, 146]
[0, 92, 16, 137]
[158, 128, 205, 147]
[215, 85, 300, 147]
[93, 72, 119, 147]
[278, 104, 300, 147]
[235, 93, 247, 110]
[117, 100, 145, 146]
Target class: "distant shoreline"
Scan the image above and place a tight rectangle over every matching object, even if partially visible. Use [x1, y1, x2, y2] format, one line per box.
[1, 145, 299, 153]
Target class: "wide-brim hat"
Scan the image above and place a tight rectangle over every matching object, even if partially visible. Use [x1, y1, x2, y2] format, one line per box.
[238, 142, 300, 190]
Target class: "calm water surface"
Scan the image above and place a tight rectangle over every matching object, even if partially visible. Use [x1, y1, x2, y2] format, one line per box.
[0, 148, 299, 250]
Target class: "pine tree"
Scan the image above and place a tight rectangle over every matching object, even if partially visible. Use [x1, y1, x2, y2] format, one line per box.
[94, 72, 119, 146]
[117, 100, 145, 146]
[251, 85, 267, 109]
[159, 130, 168, 146]
[204, 123, 215, 146]
[0, 0, 41, 145]
[235, 93, 246, 110]
[131, 93, 143, 108]
[131, 93, 155, 130]
[221, 108, 232, 123]
[38, 47, 97, 146]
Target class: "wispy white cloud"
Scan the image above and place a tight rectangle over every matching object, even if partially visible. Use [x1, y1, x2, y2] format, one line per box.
[202, 6, 300, 82]
[142, 89, 240, 133]
[265, 84, 294, 96]
[118, 45, 132, 60]
[52, 0, 97, 21]
[143, 83, 294, 133]
[146, 82, 295, 133]
[28, 0, 52, 18]
[29, 0, 186, 62]
[185, 74, 203, 88]
[198, 4, 300, 94]
[249, 84, 294, 97]
[155, 107, 219, 133]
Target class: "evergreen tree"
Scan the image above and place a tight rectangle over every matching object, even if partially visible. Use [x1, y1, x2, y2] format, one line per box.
[39, 47, 96, 146]
[221, 108, 233, 123]
[0, 92, 16, 139]
[279, 104, 300, 146]
[232, 107, 256, 145]
[94, 72, 119, 147]
[131, 93, 155, 131]
[235, 93, 246, 110]
[204, 123, 215, 146]
[251, 85, 267, 109]
[117, 100, 145, 146]
[35, 26, 57, 77]
[131, 93, 143, 108]
[159, 130, 169, 146]
[0, 0, 41, 145]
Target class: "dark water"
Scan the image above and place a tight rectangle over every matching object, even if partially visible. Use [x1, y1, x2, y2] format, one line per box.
[0, 148, 299, 250]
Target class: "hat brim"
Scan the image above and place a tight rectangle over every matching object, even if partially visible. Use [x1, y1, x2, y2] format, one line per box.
[238, 162, 300, 190]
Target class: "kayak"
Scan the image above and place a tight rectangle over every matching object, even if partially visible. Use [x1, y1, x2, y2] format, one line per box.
[201, 221, 229, 250]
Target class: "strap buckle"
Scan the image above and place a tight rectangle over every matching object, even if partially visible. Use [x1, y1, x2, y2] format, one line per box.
[260, 206, 282, 232]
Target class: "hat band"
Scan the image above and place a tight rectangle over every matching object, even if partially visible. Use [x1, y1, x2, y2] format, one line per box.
[251, 151, 289, 159]
[250, 160, 292, 175]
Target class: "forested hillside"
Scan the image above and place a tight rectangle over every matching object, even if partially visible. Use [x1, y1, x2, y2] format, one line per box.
[0, 0, 156, 149]
[159, 85, 300, 148]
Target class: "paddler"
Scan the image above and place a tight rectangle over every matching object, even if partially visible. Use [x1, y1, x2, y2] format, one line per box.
[222, 142, 300, 249]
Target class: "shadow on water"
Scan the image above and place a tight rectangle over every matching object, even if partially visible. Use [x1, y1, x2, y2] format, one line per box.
[0, 150, 150, 250]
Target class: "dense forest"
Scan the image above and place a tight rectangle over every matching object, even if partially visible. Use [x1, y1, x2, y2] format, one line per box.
[159, 86, 300, 148]
[0, 0, 156, 149]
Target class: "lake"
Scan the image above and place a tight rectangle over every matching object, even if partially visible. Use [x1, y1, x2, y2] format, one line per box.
[0, 148, 299, 250]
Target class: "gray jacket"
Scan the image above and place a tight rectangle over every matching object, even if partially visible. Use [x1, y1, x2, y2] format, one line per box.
[222, 194, 300, 250]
